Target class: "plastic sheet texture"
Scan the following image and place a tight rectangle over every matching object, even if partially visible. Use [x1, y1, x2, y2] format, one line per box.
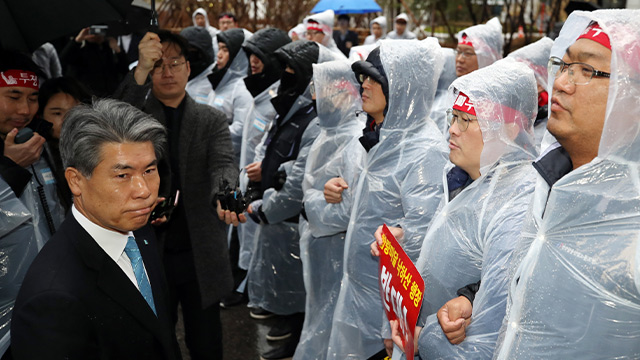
[326, 38, 449, 359]
[294, 60, 366, 359]
[236, 81, 279, 270]
[247, 46, 340, 315]
[506, 37, 553, 152]
[494, 9, 640, 359]
[430, 46, 457, 135]
[458, 17, 503, 69]
[210, 40, 253, 162]
[415, 58, 538, 359]
[0, 157, 65, 355]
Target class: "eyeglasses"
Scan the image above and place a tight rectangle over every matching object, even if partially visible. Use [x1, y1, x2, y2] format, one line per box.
[152, 59, 186, 75]
[455, 48, 476, 59]
[447, 109, 477, 132]
[547, 56, 610, 86]
[357, 74, 379, 85]
[306, 30, 323, 37]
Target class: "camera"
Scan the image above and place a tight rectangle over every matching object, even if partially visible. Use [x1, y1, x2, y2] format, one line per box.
[216, 179, 257, 214]
[89, 25, 109, 36]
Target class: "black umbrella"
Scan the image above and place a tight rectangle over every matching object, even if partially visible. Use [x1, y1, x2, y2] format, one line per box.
[564, 0, 600, 15]
[0, 0, 133, 52]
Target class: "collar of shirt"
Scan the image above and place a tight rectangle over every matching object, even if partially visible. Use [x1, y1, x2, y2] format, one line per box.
[532, 143, 573, 187]
[72, 205, 134, 263]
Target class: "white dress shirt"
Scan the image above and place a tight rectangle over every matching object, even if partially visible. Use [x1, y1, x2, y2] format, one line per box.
[72, 205, 148, 290]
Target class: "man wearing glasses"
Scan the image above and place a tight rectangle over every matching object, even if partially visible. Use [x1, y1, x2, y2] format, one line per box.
[437, 10, 640, 358]
[454, 17, 503, 77]
[115, 30, 238, 359]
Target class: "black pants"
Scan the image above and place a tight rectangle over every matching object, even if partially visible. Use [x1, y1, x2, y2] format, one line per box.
[165, 251, 223, 360]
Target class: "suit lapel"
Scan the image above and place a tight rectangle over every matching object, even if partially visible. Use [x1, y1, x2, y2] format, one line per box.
[69, 217, 169, 346]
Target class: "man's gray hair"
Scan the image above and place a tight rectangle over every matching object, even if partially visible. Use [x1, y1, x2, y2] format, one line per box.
[60, 98, 167, 177]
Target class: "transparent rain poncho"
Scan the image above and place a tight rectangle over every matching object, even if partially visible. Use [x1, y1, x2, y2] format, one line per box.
[493, 9, 640, 359]
[363, 16, 387, 45]
[191, 8, 219, 56]
[235, 80, 279, 270]
[210, 34, 253, 162]
[247, 45, 342, 315]
[306, 9, 346, 59]
[415, 59, 538, 359]
[294, 60, 367, 360]
[430, 46, 457, 135]
[458, 17, 503, 69]
[326, 38, 449, 359]
[507, 37, 553, 149]
[0, 158, 65, 354]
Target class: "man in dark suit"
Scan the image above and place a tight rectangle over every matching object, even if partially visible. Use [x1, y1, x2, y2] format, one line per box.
[10, 98, 181, 360]
[115, 30, 238, 359]
[333, 14, 359, 57]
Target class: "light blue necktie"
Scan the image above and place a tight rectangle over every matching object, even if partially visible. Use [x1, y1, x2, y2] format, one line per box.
[124, 236, 157, 315]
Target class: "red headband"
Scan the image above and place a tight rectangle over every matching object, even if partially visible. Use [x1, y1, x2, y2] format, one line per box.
[0, 70, 39, 90]
[577, 23, 611, 50]
[458, 34, 473, 48]
[452, 91, 476, 116]
[307, 24, 324, 33]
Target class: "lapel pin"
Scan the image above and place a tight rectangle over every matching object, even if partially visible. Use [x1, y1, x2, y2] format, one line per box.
[144, 239, 149, 245]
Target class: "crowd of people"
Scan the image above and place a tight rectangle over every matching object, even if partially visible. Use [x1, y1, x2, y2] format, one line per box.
[0, 6, 639, 360]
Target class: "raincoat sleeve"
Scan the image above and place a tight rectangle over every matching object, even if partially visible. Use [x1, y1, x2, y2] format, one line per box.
[418, 203, 529, 359]
[229, 84, 255, 160]
[261, 119, 319, 224]
[303, 139, 363, 237]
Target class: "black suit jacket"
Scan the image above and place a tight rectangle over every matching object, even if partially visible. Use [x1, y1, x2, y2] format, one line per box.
[10, 215, 181, 360]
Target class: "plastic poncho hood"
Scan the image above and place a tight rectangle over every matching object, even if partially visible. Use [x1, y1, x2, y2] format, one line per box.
[380, 38, 443, 132]
[192, 8, 214, 31]
[494, 9, 640, 359]
[371, 16, 387, 33]
[458, 17, 503, 68]
[180, 26, 215, 79]
[243, 28, 291, 77]
[294, 61, 366, 359]
[326, 38, 448, 359]
[274, 40, 319, 96]
[313, 60, 363, 129]
[243, 28, 291, 96]
[415, 59, 538, 359]
[507, 37, 553, 90]
[450, 58, 538, 173]
[209, 28, 247, 89]
[431, 46, 457, 134]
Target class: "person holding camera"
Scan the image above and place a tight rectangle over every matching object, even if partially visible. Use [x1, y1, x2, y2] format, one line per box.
[115, 30, 238, 359]
[0, 49, 67, 359]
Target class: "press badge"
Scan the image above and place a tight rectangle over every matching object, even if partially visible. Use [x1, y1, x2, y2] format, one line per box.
[253, 117, 268, 132]
[40, 168, 55, 185]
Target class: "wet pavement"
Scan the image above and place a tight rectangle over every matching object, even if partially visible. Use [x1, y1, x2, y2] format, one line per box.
[177, 301, 282, 360]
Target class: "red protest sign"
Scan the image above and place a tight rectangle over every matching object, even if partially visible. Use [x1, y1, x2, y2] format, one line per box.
[378, 224, 424, 359]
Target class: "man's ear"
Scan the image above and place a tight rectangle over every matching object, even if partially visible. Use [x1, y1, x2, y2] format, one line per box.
[65, 167, 84, 197]
[185, 60, 191, 78]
